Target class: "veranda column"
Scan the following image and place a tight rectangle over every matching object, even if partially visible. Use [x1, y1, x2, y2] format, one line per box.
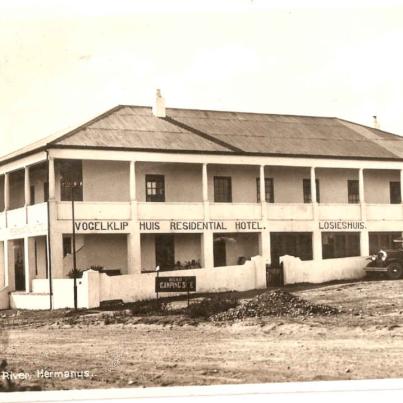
[48, 157, 63, 278]
[24, 166, 31, 206]
[201, 163, 213, 268]
[24, 237, 31, 292]
[24, 166, 30, 224]
[311, 167, 322, 260]
[48, 158, 55, 201]
[202, 163, 209, 219]
[358, 168, 369, 256]
[128, 161, 141, 274]
[4, 173, 9, 211]
[201, 231, 214, 269]
[0, 240, 9, 288]
[259, 165, 270, 264]
[4, 173, 9, 227]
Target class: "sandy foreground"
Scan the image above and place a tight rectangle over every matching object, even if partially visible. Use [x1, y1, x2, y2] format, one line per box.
[1, 279, 403, 391]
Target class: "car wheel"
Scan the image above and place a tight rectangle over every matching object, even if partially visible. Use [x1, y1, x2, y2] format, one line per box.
[386, 263, 403, 280]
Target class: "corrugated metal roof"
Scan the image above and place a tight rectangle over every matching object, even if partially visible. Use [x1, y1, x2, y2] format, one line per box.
[2, 104, 403, 165]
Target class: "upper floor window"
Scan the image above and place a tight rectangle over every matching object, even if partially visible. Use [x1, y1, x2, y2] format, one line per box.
[256, 178, 274, 203]
[60, 160, 83, 201]
[390, 181, 401, 204]
[348, 180, 359, 203]
[214, 176, 232, 203]
[303, 179, 320, 203]
[146, 175, 165, 202]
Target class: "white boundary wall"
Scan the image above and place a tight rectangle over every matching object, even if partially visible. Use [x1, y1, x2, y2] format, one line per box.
[280, 255, 368, 285]
[14, 255, 266, 309]
[100, 256, 266, 304]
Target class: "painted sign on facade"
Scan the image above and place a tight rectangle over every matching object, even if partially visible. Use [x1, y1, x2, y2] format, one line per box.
[139, 220, 264, 233]
[319, 220, 366, 231]
[74, 221, 130, 232]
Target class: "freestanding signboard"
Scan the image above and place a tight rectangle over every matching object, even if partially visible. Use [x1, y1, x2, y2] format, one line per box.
[155, 276, 196, 293]
[155, 276, 197, 307]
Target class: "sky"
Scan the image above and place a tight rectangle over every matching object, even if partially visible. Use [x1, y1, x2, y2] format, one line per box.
[1, 0, 403, 157]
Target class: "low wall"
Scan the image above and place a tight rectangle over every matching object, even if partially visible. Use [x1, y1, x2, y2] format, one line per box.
[281, 255, 368, 285]
[0, 287, 9, 310]
[100, 256, 266, 304]
[32, 273, 93, 309]
[15, 256, 265, 309]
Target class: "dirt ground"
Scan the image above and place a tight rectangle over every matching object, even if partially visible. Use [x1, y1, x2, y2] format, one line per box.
[1, 278, 403, 391]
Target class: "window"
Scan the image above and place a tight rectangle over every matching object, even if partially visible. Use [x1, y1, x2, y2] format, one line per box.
[63, 236, 72, 257]
[146, 175, 165, 202]
[30, 185, 35, 205]
[322, 232, 360, 259]
[44, 182, 49, 202]
[256, 178, 274, 203]
[369, 232, 401, 254]
[303, 179, 320, 203]
[348, 180, 359, 203]
[60, 160, 83, 201]
[270, 232, 313, 267]
[390, 182, 401, 204]
[214, 176, 232, 202]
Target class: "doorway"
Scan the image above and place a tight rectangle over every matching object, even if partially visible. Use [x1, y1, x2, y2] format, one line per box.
[213, 239, 226, 267]
[155, 234, 175, 270]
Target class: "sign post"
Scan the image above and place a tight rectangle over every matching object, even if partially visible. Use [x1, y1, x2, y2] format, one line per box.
[155, 265, 160, 301]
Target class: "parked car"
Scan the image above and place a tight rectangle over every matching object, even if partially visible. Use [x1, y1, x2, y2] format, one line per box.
[365, 247, 403, 280]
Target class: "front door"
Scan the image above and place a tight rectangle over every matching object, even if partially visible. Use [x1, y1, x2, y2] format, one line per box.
[14, 241, 25, 291]
[213, 239, 226, 267]
[155, 235, 175, 270]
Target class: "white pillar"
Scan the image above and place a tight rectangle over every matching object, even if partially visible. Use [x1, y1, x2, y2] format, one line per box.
[48, 158, 55, 201]
[202, 231, 214, 269]
[127, 231, 141, 274]
[358, 168, 366, 220]
[24, 166, 31, 206]
[24, 237, 30, 292]
[310, 167, 317, 203]
[260, 165, 267, 220]
[1, 240, 9, 288]
[4, 173, 9, 210]
[360, 230, 370, 256]
[129, 161, 136, 202]
[202, 163, 209, 220]
[358, 168, 365, 203]
[313, 230, 322, 261]
[258, 229, 271, 265]
[128, 161, 141, 274]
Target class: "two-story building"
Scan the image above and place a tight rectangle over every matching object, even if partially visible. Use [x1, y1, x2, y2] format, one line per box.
[1, 92, 403, 308]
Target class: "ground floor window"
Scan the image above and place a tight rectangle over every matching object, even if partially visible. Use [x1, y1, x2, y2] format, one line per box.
[270, 232, 313, 267]
[213, 233, 259, 267]
[369, 232, 402, 254]
[322, 232, 360, 259]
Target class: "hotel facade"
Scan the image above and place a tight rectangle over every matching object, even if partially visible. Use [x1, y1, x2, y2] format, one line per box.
[1, 94, 403, 309]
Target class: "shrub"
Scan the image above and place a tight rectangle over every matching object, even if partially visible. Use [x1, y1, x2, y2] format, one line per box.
[130, 299, 168, 315]
[188, 295, 239, 319]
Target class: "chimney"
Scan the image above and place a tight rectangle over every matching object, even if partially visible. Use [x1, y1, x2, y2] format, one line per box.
[373, 115, 380, 129]
[152, 89, 166, 118]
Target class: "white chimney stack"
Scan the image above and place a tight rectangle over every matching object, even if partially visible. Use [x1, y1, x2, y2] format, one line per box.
[373, 115, 380, 129]
[152, 89, 166, 118]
